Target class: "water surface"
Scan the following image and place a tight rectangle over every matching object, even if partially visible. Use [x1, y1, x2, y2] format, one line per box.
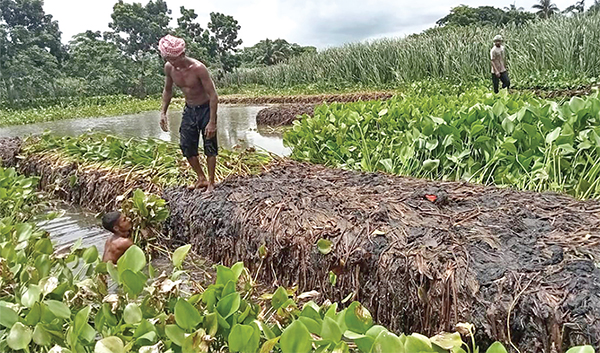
[0, 105, 290, 156]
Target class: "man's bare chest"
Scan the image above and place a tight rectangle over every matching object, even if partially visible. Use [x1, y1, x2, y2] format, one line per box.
[171, 70, 199, 88]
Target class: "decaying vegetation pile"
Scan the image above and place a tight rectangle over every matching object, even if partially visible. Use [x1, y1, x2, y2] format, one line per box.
[163, 160, 600, 352]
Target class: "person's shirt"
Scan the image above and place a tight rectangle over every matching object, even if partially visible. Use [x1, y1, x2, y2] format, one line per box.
[490, 45, 506, 74]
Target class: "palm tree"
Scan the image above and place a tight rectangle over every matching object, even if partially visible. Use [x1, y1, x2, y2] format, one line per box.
[563, 0, 585, 14]
[533, 0, 560, 18]
[504, 3, 525, 12]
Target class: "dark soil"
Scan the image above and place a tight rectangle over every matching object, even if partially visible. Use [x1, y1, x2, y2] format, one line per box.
[522, 85, 600, 99]
[0, 137, 22, 167]
[256, 104, 316, 126]
[163, 160, 600, 352]
[220, 91, 395, 105]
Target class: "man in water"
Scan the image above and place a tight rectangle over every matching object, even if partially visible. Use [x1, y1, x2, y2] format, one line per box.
[490, 35, 510, 94]
[159, 34, 219, 192]
[102, 211, 133, 263]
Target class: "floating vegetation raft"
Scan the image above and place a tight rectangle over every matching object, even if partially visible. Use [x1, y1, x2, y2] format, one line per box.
[0, 133, 272, 211]
[219, 91, 395, 105]
[256, 103, 317, 126]
[164, 160, 600, 352]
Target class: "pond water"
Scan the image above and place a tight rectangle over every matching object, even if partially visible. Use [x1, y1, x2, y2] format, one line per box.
[0, 105, 291, 156]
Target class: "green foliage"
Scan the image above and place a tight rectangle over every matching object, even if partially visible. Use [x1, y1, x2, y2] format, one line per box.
[285, 88, 600, 199]
[0, 0, 65, 103]
[317, 238, 333, 255]
[121, 189, 169, 245]
[108, 0, 171, 97]
[239, 38, 317, 67]
[172, 244, 191, 268]
[0, 167, 39, 219]
[207, 12, 243, 73]
[66, 31, 134, 96]
[566, 346, 597, 353]
[435, 5, 535, 27]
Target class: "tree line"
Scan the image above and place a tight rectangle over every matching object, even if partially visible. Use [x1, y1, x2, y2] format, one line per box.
[1, 0, 599, 104]
[435, 0, 600, 28]
[0, 0, 315, 104]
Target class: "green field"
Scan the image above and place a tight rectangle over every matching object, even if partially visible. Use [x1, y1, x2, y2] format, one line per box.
[219, 14, 600, 92]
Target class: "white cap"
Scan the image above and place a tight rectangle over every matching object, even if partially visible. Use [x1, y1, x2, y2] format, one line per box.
[493, 35, 503, 42]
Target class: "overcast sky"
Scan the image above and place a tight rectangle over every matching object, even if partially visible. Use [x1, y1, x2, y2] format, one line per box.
[43, 0, 581, 48]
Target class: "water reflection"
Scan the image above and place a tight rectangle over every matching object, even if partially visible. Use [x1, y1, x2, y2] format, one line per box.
[0, 105, 291, 156]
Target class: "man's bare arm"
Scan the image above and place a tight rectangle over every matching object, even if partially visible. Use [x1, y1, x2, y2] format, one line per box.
[160, 64, 174, 131]
[197, 65, 218, 138]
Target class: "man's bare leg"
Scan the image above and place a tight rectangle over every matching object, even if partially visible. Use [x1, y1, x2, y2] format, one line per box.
[187, 156, 209, 189]
[205, 156, 216, 193]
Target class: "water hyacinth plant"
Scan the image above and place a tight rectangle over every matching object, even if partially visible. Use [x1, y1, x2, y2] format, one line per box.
[285, 88, 600, 199]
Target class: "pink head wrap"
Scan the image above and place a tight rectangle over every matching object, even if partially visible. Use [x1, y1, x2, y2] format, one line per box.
[159, 34, 186, 58]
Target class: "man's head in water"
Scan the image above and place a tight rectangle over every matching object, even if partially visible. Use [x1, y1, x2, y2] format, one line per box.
[159, 34, 187, 68]
[102, 211, 132, 237]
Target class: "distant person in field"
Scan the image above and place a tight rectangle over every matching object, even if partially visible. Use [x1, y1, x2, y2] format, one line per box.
[159, 34, 219, 193]
[491, 35, 510, 94]
[102, 211, 133, 263]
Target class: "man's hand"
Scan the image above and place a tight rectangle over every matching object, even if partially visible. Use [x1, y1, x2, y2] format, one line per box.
[205, 121, 217, 139]
[495, 72, 501, 78]
[160, 112, 169, 132]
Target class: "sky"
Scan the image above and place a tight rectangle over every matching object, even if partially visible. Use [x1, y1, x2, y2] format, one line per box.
[43, 0, 581, 49]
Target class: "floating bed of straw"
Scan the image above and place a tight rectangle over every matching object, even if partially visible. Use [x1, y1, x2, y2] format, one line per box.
[0, 135, 272, 212]
[219, 91, 395, 105]
[163, 160, 600, 352]
[256, 104, 317, 126]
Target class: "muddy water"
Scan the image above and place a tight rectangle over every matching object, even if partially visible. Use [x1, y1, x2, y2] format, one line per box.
[0, 105, 291, 156]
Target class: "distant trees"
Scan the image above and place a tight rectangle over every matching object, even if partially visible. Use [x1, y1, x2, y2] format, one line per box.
[0, 0, 65, 102]
[239, 39, 316, 67]
[436, 5, 535, 27]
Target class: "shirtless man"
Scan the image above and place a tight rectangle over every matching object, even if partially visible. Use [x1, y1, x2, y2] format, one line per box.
[159, 34, 219, 192]
[101, 211, 133, 263]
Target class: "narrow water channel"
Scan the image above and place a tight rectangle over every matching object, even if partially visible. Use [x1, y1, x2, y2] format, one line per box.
[36, 205, 177, 274]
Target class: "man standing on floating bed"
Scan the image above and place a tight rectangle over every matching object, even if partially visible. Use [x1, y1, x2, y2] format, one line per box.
[158, 34, 219, 193]
[490, 35, 510, 94]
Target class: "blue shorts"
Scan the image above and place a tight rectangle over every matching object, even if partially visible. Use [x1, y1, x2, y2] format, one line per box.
[179, 103, 218, 158]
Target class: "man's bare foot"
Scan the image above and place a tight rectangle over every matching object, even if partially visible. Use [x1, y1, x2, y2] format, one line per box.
[186, 179, 209, 190]
[204, 183, 215, 194]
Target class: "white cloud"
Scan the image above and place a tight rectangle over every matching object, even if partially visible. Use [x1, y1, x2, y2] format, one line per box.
[42, 0, 583, 48]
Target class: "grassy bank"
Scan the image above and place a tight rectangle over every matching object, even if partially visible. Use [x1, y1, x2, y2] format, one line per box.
[218, 14, 600, 91]
[0, 95, 183, 127]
